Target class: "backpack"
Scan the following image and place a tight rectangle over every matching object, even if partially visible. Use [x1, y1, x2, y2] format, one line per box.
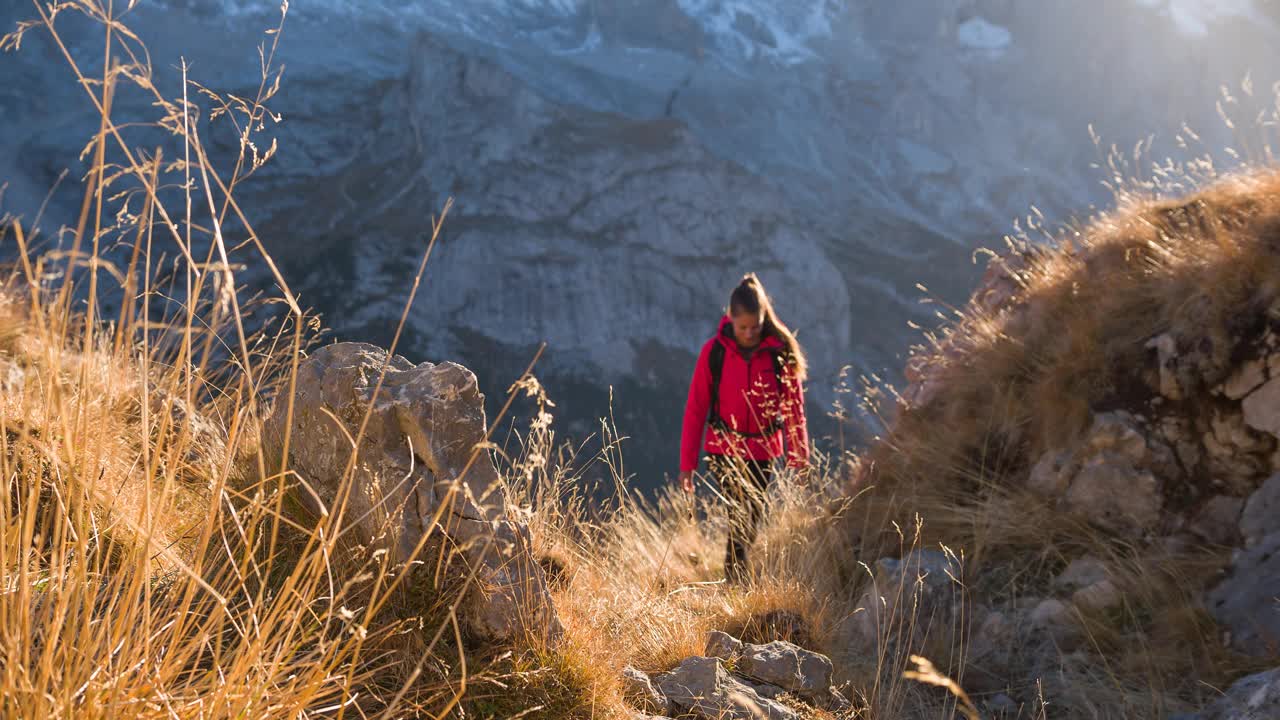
[708, 341, 789, 439]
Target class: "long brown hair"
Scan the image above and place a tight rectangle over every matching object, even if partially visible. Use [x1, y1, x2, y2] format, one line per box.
[728, 273, 809, 382]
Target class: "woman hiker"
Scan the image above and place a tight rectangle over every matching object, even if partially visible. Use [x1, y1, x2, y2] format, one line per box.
[678, 273, 811, 583]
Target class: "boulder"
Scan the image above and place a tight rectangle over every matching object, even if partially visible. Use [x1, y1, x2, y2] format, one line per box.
[623, 666, 673, 716]
[737, 640, 834, 697]
[1025, 412, 1169, 536]
[264, 342, 561, 642]
[705, 630, 743, 660]
[1207, 532, 1280, 657]
[1191, 666, 1280, 720]
[654, 656, 798, 720]
[1240, 474, 1280, 547]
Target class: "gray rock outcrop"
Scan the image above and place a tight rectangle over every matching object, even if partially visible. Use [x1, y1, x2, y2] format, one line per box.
[638, 632, 848, 719]
[264, 342, 561, 642]
[622, 666, 673, 717]
[1189, 666, 1280, 720]
[704, 630, 743, 660]
[1240, 474, 1280, 547]
[738, 640, 834, 699]
[1207, 532, 1280, 657]
[852, 548, 963, 652]
[654, 656, 797, 720]
[1027, 411, 1172, 535]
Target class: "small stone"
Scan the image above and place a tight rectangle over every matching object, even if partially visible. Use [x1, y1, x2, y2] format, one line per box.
[1031, 598, 1071, 628]
[852, 549, 963, 652]
[1224, 358, 1267, 399]
[1054, 556, 1108, 591]
[705, 630, 743, 660]
[1072, 579, 1122, 611]
[1146, 333, 1182, 400]
[1029, 598, 1081, 648]
[1242, 378, 1280, 438]
[1028, 450, 1072, 497]
[815, 687, 853, 713]
[1189, 496, 1245, 546]
[622, 666, 672, 716]
[986, 693, 1019, 716]
[1241, 474, 1280, 547]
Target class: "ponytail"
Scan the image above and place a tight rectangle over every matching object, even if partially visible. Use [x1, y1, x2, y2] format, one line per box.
[728, 273, 809, 382]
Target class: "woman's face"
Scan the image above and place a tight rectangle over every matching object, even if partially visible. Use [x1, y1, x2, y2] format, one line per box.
[731, 310, 764, 348]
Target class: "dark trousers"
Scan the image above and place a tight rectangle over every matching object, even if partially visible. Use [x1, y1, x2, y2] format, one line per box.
[708, 454, 774, 583]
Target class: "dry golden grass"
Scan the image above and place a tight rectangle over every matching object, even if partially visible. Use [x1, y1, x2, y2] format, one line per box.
[0, 3, 560, 717]
[10, 3, 1280, 720]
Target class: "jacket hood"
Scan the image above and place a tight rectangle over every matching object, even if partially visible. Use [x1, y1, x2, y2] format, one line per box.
[716, 314, 784, 351]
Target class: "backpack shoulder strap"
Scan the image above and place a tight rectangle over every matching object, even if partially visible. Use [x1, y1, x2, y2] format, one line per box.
[708, 341, 725, 419]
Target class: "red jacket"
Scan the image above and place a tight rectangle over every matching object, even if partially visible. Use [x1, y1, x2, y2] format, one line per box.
[680, 316, 810, 472]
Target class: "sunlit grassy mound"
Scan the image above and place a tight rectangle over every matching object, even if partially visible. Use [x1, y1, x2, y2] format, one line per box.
[839, 168, 1280, 717]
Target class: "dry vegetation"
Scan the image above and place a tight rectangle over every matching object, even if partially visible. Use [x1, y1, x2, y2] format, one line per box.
[841, 166, 1280, 715]
[0, 3, 866, 718]
[5, 2, 1280, 719]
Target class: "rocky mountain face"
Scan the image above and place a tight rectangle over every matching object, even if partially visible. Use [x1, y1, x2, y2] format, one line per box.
[2, 0, 1278, 486]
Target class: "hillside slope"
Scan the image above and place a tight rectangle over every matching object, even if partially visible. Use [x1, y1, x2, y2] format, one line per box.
[826, 169, 1280, 718]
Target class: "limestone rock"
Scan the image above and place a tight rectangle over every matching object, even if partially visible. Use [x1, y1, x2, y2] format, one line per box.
[654, 656, 798, 720]
[1241, 474, 1280, 547]
[985, 693, 1020, 717]
[1146, 333, 1183, 400]
[963, 609, 1016, 693]
[705, 630, 743, 660]
[1189, 496, 1245, 547]
[853, 549, 962, 652]
[1202, 410, 1273, 493]
[1053, 556, 1109, 591]
[1072, 579, 1122, 611]
[738, 640, 834, 697]
[1207, 532, 1280, 657]
[264, 342, 561, 642]
[1030, 598, 1081, 648]
[811, 687, 853, 713]
[1243, 378, 1280, 438]
[1025, 412, 1169, 535]
[736, 676, 786, 700]
[1222, 358, 1267, 400]
[623, 666, 672, 716]
[1192, 666, 1280, 720]
[1030, 598, 1072, 628]
[1028, 450, 1073, 497]
[1066, 457, 1162, 535]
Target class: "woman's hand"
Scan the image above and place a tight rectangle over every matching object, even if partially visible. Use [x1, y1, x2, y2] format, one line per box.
[678, 470, 694, 494]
